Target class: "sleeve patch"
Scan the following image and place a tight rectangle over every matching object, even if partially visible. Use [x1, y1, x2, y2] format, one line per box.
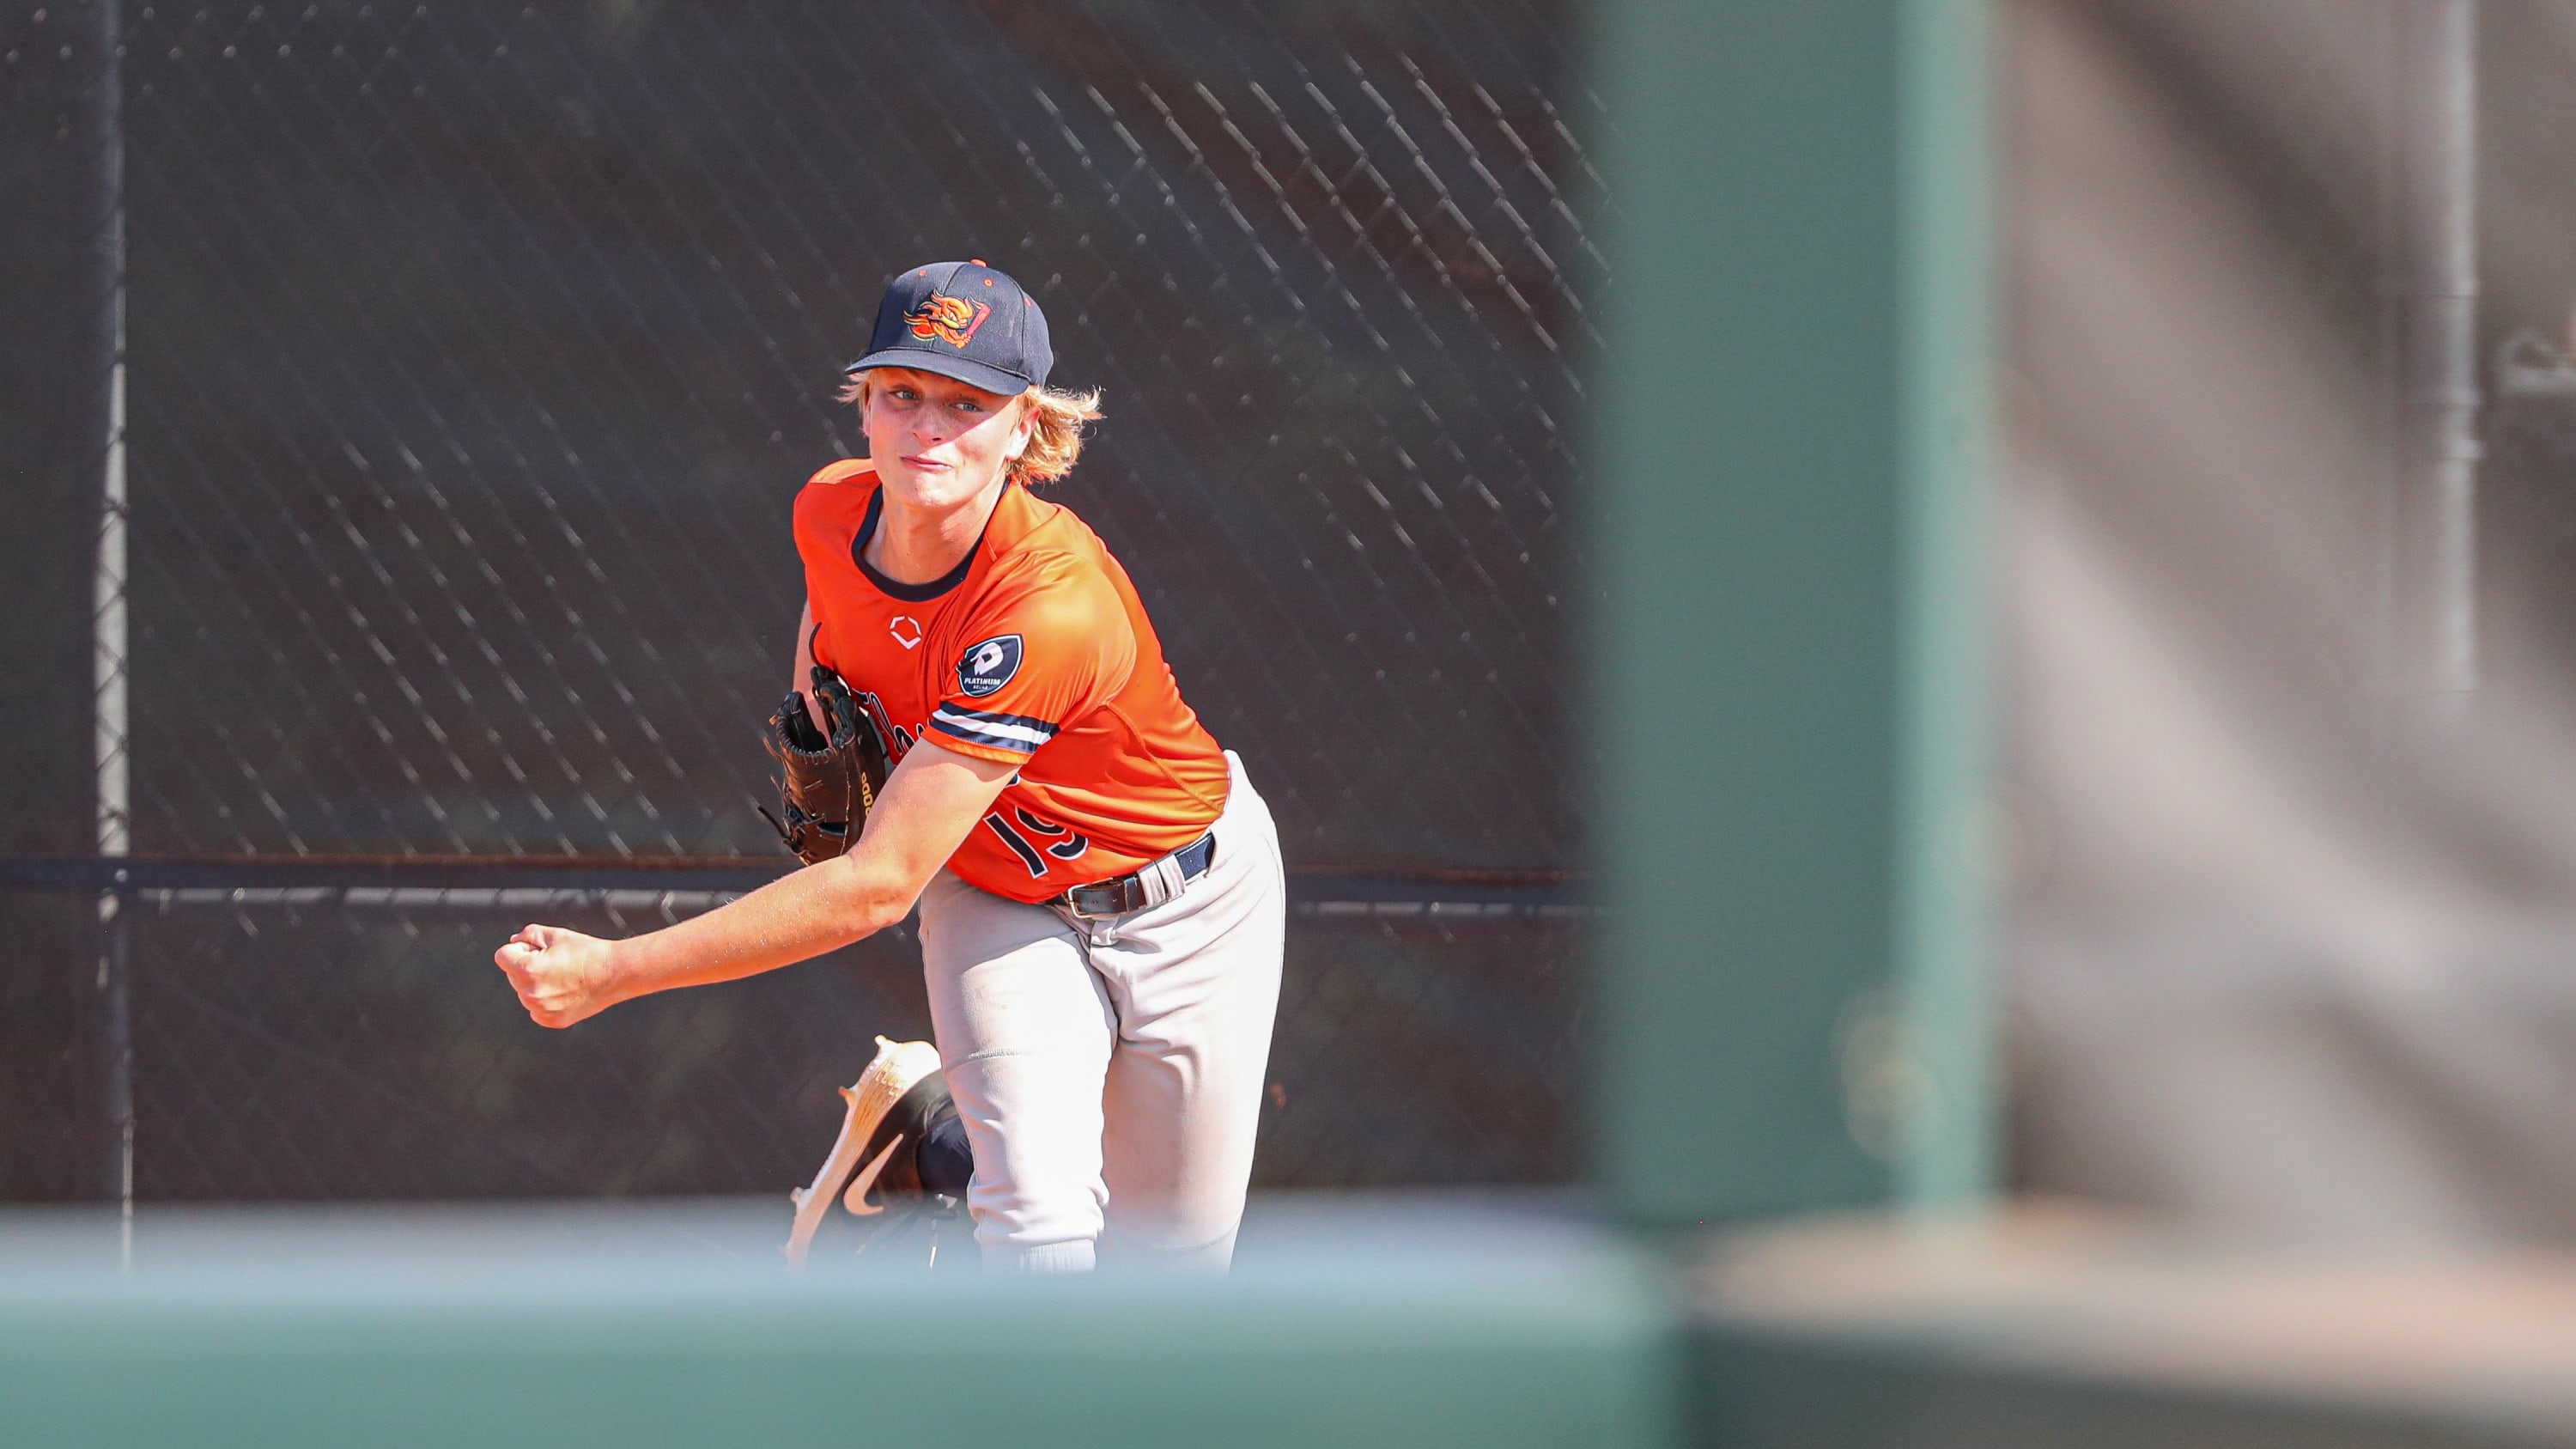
[956, 634, 1024, 697]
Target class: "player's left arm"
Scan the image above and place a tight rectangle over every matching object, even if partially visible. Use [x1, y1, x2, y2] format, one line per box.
[495, 740, 1013, 1028]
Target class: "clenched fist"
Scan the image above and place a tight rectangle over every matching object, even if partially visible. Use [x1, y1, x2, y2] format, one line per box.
[495, 923, 623, 1029]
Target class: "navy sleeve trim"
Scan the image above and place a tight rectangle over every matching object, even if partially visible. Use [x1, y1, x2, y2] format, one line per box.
[929, 703, 1060, 755]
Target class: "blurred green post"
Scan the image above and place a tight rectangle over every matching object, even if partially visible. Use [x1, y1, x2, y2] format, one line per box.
[1585, 0, 1995, 1224]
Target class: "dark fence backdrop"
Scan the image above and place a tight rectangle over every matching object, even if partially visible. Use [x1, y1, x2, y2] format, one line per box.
[0, 0, 1599, 1203]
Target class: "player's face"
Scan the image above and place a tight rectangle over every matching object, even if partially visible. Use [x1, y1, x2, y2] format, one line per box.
[860, 367, 1036, 513]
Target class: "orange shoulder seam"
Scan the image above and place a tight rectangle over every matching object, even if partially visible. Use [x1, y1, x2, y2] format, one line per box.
[806, 459, 877, 489]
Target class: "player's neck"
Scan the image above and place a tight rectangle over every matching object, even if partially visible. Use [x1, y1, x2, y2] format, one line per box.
[866, 477, 1008, 586]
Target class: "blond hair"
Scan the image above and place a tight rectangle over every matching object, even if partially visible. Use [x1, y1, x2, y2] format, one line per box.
[838, 372, 1104, 487]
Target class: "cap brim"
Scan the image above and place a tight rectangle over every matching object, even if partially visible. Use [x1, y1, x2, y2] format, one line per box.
[842, 348, 1035, 397]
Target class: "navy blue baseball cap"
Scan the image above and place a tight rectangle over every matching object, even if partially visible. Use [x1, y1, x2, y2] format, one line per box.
[843, 259, 1053, 396]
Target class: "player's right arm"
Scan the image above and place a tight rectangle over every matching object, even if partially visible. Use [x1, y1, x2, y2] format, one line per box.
[494, 740, 1015, 1027]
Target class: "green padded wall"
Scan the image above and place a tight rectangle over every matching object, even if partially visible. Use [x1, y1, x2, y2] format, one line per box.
[1585, 0, 1995, 1224]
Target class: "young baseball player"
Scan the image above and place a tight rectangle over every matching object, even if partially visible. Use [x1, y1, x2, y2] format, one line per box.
[495, 260, 1286, 1274]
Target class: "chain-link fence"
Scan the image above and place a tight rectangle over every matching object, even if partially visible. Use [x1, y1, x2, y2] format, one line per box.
[115, 0, 1596, 865]
[3, 0, 1600, 1199]
[122, 897, 1583, 1198]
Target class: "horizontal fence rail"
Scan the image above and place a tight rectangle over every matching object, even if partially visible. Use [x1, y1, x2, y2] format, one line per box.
[0, 856, 1586, 919]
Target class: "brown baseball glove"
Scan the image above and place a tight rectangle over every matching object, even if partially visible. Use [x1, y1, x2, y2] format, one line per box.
[760, 667, 892, 865]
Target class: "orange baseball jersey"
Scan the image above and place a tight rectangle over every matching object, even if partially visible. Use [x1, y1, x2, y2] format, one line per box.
[793, 461, 1231, 904]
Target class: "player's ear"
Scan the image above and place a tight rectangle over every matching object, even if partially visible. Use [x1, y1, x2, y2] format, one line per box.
[1005, 399, 1036, 460]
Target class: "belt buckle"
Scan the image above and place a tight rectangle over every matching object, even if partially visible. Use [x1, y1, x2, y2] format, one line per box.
[1065, 877, 1140, 920]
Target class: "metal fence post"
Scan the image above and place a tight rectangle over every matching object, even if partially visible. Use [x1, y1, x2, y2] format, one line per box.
[80, 0, 134, 1258]
[1584, 0, 1995, 1226]
[2390, 0, 2480, 725]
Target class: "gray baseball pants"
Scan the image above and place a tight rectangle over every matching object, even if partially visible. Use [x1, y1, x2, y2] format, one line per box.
[917, 752, 1285, 1273]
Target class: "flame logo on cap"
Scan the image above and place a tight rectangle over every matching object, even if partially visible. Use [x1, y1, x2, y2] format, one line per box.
[903, 295, 993, 349]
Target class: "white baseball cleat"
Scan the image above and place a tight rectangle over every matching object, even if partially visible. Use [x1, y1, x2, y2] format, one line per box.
[783, 1036, 950, 1264]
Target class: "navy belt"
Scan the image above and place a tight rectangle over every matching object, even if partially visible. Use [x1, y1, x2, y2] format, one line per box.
[1057, 832, 1216, 918]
